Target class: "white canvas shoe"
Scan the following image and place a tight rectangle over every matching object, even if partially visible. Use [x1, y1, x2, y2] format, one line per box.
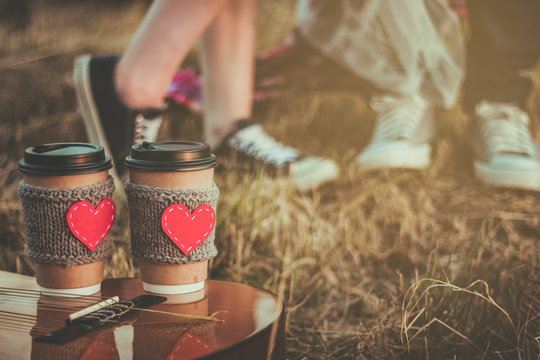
[356, 94, 435, 170]
[470, 101, 540, 191]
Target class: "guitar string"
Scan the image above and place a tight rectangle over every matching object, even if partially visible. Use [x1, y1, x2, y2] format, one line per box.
[131, 319, 215, 326]
[0, 299, 119, 321]
[0, 297, 93, 311]
[0, 289, 106, 335]
[0, 323, 61, 336]
[0, 296, 95, 308]
[114, 305, 223, 323]
[0, 287, 222, 336]
[0, 310, 66, 324]
[1, 291, 221, 323]
[0, 324, 35, 334]
[0, 306, 221, 335]
[0, 326, 59, 337]
[0, 286, 110, 297]
[0, 317, 70, 336]
[0, 316, 54, 334]
[0, 321, 60, 333]
[0, 293, 100, 305]
[0, 299, 108, 317]
[0, 315, 37, 326]
[0, 287, 112, 301]
[0, 288, 112, 322]
[0, 301, 98, 320]
[0, 307, 95, 327]
[0, 310, 41, 319]
[0, 303, 221, 326]
[0, 312, 65, 330]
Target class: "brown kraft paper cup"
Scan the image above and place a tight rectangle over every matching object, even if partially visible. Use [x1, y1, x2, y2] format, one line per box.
[126, 141, 218, 295]
[18, 143, 113, 295]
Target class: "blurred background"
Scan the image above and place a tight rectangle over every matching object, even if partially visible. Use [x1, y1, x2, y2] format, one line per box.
[0, 0, 538, 358]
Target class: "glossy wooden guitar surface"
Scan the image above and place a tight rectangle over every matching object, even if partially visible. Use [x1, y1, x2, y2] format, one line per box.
[0, 271, 285, 360]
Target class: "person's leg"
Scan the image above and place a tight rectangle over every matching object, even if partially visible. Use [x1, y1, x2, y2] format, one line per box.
[463, 0, 540, 110]
[465, 0, 540, 191]
[116, 0, 229, 109]
[74, 0, 229, 181]
[199, 0, 256, 148]
[197, 0, 338, 191]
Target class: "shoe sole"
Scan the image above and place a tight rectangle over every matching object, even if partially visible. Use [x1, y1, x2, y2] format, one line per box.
[216, 153, 338, 191]
[290, 159, 339, 192]
[356, 142, 431, 170]
[474, 161, 540, 191]
[74, 55, 122, 189]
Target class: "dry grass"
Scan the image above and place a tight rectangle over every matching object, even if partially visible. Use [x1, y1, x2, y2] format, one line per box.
[1, 1, 539, 359]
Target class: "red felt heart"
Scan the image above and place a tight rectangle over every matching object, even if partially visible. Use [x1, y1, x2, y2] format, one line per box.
[166, 332, 213, 360]
[66, 199, 115, 252]
[161, 204, 215, 255]
[80, 339, 119, 360]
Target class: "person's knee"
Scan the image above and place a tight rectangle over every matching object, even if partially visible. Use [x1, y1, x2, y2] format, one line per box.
[115, 69, 164, 108]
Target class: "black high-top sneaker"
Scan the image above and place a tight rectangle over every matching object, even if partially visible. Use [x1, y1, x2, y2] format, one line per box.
[74, 55, 165, 181]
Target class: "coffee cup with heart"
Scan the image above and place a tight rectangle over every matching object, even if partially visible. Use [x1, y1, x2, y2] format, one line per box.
[133, 295, 215, 359]
[125, 141, 219, 295]
[18, 143, 115, 295]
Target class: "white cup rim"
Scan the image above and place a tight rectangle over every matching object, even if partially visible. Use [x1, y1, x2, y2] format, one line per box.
[143, 280, 205, 295]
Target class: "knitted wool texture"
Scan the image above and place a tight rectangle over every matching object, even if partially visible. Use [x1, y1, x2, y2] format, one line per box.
[133, 323, 216, 358]
[125, 180, 219, 264]
[31, 332, 99, 360]
[17, 176, 115, 267]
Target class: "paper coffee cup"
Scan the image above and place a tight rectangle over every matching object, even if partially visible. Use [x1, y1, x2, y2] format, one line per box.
[126, 141, 218, 295]
[19, 143, 113, 295]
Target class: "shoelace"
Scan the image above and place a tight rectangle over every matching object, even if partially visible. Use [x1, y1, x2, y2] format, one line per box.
[134, 114, 163, 144]
[228, 124, 299, 166]
[476, 101, 536, 157]
[370, 95, 429, 142]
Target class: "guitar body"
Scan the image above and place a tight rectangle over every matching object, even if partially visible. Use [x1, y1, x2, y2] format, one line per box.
[0, 271, 285, 360]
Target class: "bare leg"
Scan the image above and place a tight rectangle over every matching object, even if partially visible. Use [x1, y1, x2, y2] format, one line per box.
[200, 0, 257, 148]
[115, 0, 229, 108]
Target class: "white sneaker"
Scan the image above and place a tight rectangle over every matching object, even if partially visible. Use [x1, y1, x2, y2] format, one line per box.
[471, 101, 540, 191]
[217, 121, 339, 191]
[289, 156, 339, 192]
[356, 94, 435, 170]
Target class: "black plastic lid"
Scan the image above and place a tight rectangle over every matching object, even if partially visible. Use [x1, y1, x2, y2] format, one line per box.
[19, 143, 112, 176]
[125, 141, 218, 172]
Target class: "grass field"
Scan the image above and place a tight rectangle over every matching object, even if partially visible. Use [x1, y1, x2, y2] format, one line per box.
[1, 1, 539, 359]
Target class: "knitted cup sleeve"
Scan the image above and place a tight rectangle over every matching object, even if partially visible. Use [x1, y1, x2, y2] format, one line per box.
[17, 176, 115, 267]
[125, 180, 219, 265]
